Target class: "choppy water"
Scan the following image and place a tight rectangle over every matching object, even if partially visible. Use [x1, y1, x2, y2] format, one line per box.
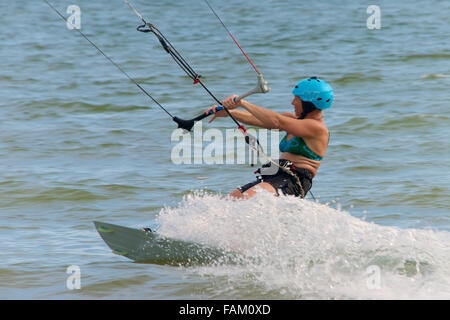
[0, 0, 449, 299]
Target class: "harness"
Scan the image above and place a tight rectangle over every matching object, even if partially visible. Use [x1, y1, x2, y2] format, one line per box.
[254, 160, 308, 199]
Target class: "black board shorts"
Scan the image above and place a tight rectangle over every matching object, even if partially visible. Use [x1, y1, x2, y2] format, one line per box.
[237, 159, 313, 198]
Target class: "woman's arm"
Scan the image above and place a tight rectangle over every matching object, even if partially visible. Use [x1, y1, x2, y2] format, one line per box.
[222, 96, 324, 138]
[232, 109, 296, 127]
[228, 110, 267, 128]
[205, 105, 272, 129]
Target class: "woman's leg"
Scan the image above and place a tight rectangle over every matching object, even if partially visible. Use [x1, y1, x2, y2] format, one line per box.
[229, 182, 277, 199]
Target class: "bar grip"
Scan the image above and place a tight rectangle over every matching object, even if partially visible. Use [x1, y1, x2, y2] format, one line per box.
[234, 73, 270, 102]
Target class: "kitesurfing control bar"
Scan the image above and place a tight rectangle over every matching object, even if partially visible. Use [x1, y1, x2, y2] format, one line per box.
[172, 106, 224, 132]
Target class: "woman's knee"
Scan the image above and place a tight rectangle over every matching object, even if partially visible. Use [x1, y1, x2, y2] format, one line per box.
[250, 182, 277, 195]
[229, 188, 245, 199]
[229, 182, 277, 200]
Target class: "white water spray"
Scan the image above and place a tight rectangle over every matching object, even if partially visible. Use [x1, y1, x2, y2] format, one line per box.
[156, 190, 450, 299]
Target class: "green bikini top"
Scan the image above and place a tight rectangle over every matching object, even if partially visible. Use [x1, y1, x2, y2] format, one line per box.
[279, 133, 328, 161]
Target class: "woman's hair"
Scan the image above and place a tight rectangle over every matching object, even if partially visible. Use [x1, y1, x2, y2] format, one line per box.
[298, 101, 317, 119]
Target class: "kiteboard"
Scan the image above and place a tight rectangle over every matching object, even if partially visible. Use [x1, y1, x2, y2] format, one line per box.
[93, 221, 228, 265]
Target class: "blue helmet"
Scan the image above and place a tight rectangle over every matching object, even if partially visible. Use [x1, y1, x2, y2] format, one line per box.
[292, 77, 333, 110]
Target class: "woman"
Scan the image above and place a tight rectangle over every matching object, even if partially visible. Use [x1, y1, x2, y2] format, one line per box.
[206, 77, 333, 199]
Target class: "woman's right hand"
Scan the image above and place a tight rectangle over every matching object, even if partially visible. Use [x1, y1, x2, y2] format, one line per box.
[204, 105, 228, 123]
[221, 95, 242, 109]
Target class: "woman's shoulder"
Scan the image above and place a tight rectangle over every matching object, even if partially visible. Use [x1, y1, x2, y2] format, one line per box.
[278, 112, 328, 139]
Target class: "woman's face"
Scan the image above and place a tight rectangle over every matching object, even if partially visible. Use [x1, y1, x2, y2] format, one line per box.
[291, 96, 303, 117]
